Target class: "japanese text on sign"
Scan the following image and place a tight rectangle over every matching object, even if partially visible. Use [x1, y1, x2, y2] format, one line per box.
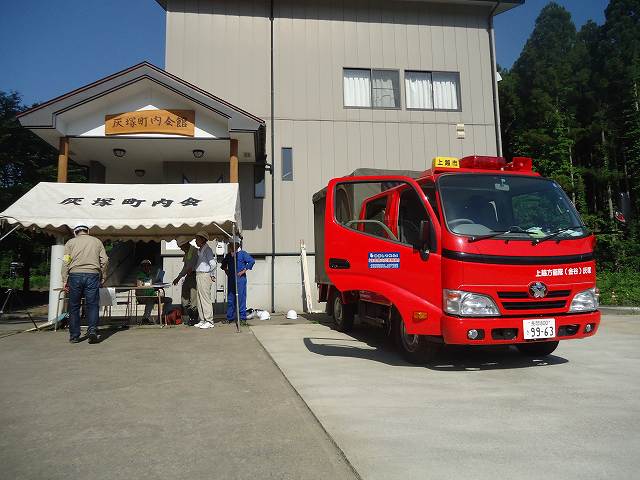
[59, 197, 202, 208]
[105, 109, 195, 137]
[536, 266, 593, 277]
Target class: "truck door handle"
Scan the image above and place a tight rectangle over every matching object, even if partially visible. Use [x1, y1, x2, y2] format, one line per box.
[329, 258, 350, 269]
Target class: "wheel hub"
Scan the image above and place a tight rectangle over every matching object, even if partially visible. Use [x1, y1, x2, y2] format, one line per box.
[400, 322, 420, 352]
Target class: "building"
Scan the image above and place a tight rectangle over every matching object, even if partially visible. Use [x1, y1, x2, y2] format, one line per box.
[16, 0, 523, 316]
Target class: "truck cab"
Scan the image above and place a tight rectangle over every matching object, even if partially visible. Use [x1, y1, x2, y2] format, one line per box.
[314, 156, 600, 364]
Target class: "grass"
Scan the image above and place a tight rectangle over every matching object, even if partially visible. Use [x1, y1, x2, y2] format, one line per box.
[597, 271, 640, 306]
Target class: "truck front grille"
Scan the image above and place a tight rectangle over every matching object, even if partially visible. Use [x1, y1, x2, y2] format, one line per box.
[497, 290, 571, 311]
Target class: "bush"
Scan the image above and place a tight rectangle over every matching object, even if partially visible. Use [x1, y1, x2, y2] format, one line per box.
[597, 271, 640, 306]
[0, 275, 49, 291]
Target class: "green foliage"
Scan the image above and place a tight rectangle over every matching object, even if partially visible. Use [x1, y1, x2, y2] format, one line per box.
[597, 271, 640, 306]
[0, 90, 87, 291]
[499, 0, 640, 305]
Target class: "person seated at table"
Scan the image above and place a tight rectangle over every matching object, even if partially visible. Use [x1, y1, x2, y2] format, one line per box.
[136, 259, 160, 324]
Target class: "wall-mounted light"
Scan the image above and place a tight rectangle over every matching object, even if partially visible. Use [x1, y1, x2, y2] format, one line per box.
[113, 148, 126, 158]
[134, 169, 146, 177]
[192, 149, 204, 159]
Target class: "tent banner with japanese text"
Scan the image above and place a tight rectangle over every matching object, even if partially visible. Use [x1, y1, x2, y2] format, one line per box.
[0, 182, 241, 241]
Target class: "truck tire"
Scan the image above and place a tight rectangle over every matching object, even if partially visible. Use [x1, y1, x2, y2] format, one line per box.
[393, 311, 440, 364]
[516, 341, 559, 357]
[332, 291, 355, 332]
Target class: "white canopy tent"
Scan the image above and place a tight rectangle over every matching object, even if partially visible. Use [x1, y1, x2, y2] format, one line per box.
[1, 182, 243, 324]
[0, 182, 242, 241]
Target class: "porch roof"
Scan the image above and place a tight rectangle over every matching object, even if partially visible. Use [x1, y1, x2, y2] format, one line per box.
[17, 62, 266, 165]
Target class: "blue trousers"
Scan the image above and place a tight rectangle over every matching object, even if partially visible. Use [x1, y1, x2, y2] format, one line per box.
[68, 272, 100, 339]
[226, 276, 247, 321]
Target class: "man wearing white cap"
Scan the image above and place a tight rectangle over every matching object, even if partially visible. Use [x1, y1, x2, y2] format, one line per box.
[62, 223, 108, 344]
[193, 231, 217, 329]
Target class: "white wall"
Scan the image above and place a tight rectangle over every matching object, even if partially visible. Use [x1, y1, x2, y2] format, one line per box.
[165, 0, 499, 311]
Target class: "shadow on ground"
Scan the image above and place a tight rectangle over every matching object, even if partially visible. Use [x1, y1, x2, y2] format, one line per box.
[302, 316, 568, 371]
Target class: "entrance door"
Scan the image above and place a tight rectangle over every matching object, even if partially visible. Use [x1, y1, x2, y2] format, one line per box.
[324, 176, 442, 335]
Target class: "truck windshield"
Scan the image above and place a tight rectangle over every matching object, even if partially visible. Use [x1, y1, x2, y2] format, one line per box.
[437, 174, 587, 241]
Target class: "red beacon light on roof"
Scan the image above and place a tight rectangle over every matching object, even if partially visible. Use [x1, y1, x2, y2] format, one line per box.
[459, 155, 506, 170]
[457, 155, 533, 172]
[506, 156, 533, 171]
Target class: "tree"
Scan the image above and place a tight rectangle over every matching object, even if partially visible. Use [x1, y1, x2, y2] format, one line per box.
[601, 0, 640, 207]
[0, 91, 85, 291]
[504, 2, 577, 189]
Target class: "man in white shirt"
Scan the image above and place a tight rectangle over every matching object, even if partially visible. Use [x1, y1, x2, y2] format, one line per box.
[193, 231, 217, 329]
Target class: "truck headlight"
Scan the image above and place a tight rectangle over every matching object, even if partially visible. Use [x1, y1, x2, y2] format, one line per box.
[569, 288, 599, 312]
[443, 289, 499, 317]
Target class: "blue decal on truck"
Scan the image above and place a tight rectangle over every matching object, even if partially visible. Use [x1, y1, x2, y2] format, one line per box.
[368, 252, 400, 269]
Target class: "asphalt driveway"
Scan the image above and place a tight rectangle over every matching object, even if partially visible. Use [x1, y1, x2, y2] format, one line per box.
[0, 323, 357, 480]
[252, 314, 640, 480]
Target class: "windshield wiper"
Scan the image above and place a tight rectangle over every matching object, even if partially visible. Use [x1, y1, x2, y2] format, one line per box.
[532, 226, 585, 245]
[468, 227, 530, 243]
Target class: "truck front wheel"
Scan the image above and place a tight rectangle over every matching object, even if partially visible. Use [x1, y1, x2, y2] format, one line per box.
[332, 291, 354, 332]
[393, 312, 440, 364]
[516, 341, 559, 357]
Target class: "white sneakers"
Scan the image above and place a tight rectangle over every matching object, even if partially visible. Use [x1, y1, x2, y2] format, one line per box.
[196, 321, 215, 329]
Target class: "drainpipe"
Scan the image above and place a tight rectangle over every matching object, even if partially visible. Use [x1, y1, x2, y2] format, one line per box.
[488, 1, 503, 156]
[270, 0, 276, 313]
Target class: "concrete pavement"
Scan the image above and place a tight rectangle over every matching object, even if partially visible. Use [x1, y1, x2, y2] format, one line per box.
[0, 323, 358, 480]
[252, 314, 640, 480]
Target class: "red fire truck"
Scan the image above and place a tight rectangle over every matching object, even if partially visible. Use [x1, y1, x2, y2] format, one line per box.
[313, 156, 600, 364]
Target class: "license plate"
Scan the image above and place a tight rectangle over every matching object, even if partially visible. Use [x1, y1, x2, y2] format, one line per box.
[523, 318, 556, 340]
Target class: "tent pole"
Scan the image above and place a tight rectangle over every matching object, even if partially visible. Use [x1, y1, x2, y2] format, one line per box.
[0, 225, 19, 243]
[212, 222, 232, 239]
[233, 223, 240, 333]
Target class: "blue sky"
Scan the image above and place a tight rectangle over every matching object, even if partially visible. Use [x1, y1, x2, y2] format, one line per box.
[495, 0, 608, 68]
[0, 0, 609, 106]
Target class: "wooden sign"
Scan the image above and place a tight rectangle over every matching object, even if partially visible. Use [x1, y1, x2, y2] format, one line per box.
[105, 109, 195, 136]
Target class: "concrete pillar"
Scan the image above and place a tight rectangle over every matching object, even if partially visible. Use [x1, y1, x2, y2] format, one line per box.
[47, 238, 65, 321]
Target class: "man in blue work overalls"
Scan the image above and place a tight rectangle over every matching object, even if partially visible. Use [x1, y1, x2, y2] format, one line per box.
[221, 236, 255, 323]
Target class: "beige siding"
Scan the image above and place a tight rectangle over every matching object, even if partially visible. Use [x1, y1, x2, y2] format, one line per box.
[165, 0, 499, 255]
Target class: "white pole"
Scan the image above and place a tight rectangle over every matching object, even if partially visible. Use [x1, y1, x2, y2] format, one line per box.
[48, 236, 65, 321]
[233, 223, 241, 333]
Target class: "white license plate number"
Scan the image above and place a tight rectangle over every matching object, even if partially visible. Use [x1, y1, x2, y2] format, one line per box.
[523, 318, 556, 340]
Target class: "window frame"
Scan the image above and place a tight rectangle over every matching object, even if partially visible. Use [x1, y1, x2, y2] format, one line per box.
[396, 186, 434, 249]
[343, 67, 402, 110]
[404, 70, 462, 112]
[281, 147, 293, 181]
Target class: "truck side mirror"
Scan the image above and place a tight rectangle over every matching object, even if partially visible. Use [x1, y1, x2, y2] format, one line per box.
[419, 220, 431, 260]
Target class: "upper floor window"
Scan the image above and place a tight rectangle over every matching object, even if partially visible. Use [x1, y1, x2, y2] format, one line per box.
[343, 68, 400, 109]
[405, 71, 461, 111]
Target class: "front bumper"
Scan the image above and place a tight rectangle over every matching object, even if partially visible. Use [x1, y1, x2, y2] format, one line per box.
[441, 310, 600, 345]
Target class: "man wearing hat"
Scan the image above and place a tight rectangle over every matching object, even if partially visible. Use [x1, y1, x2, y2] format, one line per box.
[62, 223, 108, 344]
[221, 236, 255, 323]
[172, 239, 199, 325]
[193, 231, 217, 329]
[136, 259, 158, 323]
